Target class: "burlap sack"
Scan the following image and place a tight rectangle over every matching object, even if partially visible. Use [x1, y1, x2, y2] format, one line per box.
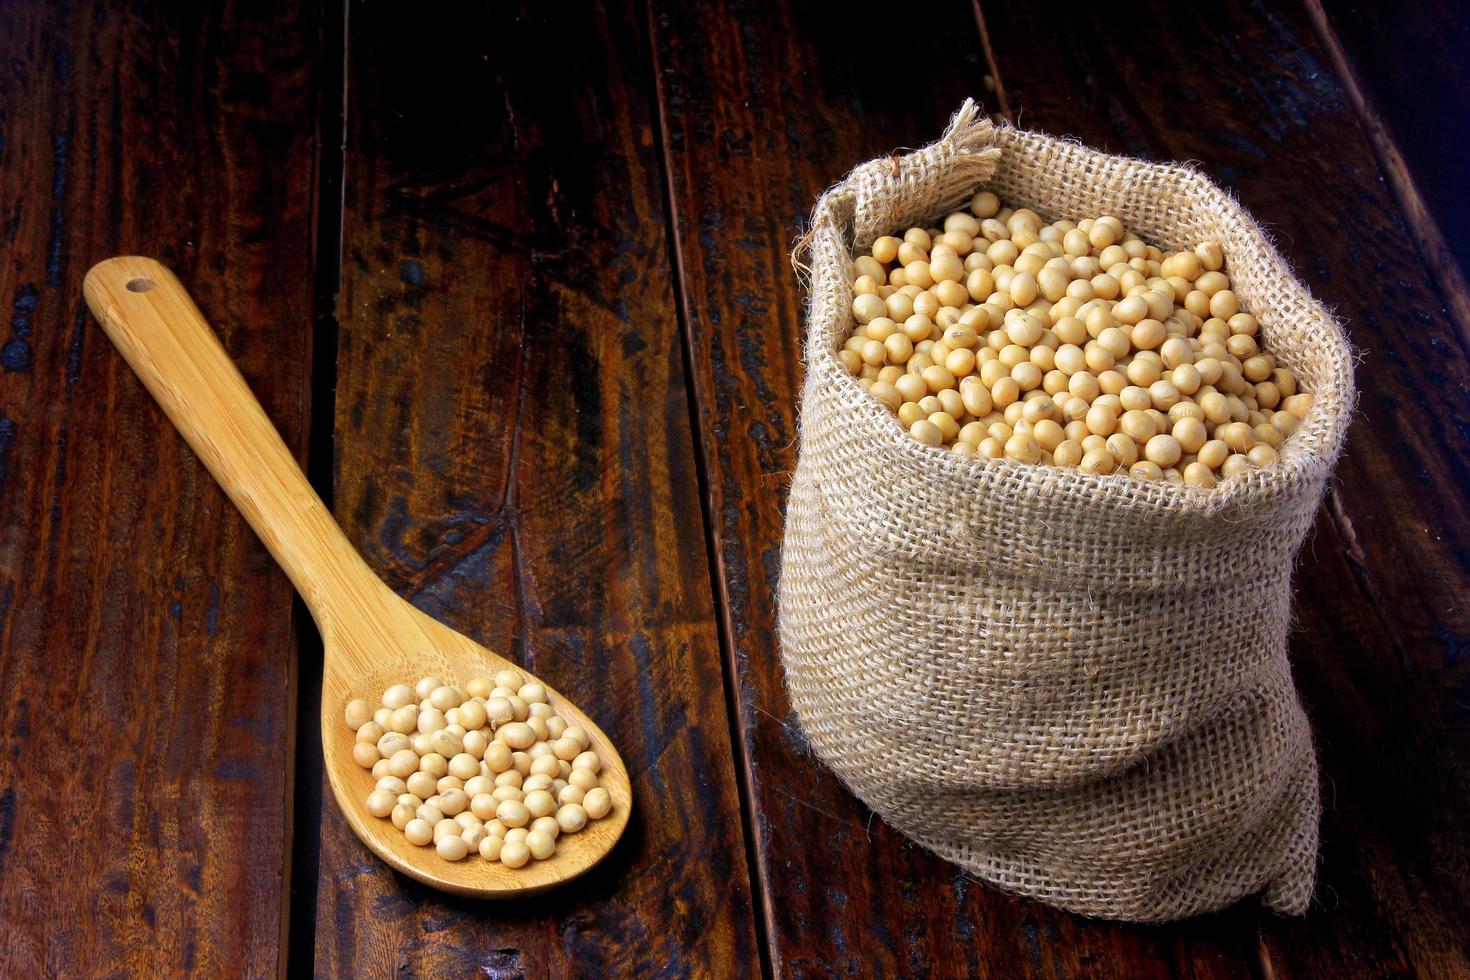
[779, 101, 1355, 922]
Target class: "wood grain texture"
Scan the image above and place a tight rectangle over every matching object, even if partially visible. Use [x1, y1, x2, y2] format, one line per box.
[981, 2, 1470, 703]
[1309, 0, 1470, 286]
[1302, 0, 1470, 361]
[977, 17, 1470, 973]
[655, 0, 1470, 975]
[310, 0, 759, 973]
[0, 2, 317, 975]
[6, 0, 1469, 972]
[651, 0, 1268, 975]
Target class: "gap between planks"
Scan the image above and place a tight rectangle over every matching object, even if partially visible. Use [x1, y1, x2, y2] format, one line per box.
[1291, 0, 1466, 717]
[970, 0, 1436, 683]
[283, 0, 350, 975]
[269, 2, 1456, 972]
[639, 0, 779, 976]
[1301, 0, 1470, 364]
[968, 0, 1012, 120]
[968, 1, 1459, 974]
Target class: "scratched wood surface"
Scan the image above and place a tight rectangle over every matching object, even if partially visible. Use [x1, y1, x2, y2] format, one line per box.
[6, 0, 1470, 974]
[647, 2, 1232, 975]
[1314, 0, 1470, 283]
[654, 0, 1470, 976]
[980, 6, 1470, 975]
[0, 0, 316, 975]
[308, 1, 760, 975]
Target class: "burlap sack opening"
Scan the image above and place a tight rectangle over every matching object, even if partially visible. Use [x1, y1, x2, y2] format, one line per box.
[779, 101, 1354, 922]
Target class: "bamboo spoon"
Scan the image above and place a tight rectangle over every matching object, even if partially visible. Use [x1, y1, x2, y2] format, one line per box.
[83, 256, 631, 897]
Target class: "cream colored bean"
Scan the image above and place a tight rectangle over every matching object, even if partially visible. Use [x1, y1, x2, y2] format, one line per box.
[582, 788, 611, 820]
[436, 835, 469, 862]
[499, 840, 531, 869]
[403, 818, 433, 846]
[497, 722, 536, 750]
[382, 684, 414, 710]
[484, 742, 514, 773]
[524, 790, 557, 820]
[835, 203, 1301, 488]
[446, 752, 478, 781]
[496, 800, 531, 828]
[522, 774, 555, 794]
[387, 705, 418, 734]
[525, 829, 557, 861]
[403, 771, 435, 799]
[471, 793, 499, 820]
[345, 699, 374, 730]
[554, 802, 588, 835]
[365, 789, 396, 818]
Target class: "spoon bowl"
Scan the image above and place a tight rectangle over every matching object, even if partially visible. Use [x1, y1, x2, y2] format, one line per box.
[320, 602, 631, 896]
[85, 256, 630, 897]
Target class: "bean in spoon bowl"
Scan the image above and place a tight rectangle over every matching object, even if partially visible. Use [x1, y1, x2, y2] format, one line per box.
[333, 665, 626, 894]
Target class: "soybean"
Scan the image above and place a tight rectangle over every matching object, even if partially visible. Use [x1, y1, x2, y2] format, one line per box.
[848, 194, 1309, 485]
[342, 672, 616, 869]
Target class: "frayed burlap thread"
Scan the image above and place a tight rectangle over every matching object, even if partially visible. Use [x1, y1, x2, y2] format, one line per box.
[778, 101, 1354, 922]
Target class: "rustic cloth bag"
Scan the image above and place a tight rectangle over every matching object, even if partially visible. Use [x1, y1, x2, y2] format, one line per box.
[779, 101, 1355, 921]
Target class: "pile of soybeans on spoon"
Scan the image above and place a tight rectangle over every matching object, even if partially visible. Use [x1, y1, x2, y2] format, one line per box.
[344, 671, 612, 868]
[844, 191, 1313, 486]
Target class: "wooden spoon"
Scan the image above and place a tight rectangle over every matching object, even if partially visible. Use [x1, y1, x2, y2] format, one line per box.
[84, 256, 631, 897]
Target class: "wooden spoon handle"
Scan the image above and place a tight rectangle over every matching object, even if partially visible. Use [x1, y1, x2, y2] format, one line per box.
[84, 256, 381, 625]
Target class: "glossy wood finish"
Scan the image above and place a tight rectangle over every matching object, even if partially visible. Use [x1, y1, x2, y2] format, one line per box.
[0, 2, 316, 974]
[654, 0, 1470, 975]
[650, 4, 1044, 975]
[977, 10, 1470, 969]
[4, 0, 1468, 973]
[1302, 0, 1470, 359]
[1311, 0, 1470, 285]
[309, 0, 759, 974]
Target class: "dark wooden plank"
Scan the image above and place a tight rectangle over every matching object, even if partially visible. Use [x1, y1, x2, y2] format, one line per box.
[650, 0, 1284, 975]
[0, 0, 318, 974]
[309, 1, 761, 974]
[979, 3, 1470, 696]
[1310, 0, 1470, 294]
[1266, 511, 1470, 977]
[975, 2, 1470, 976]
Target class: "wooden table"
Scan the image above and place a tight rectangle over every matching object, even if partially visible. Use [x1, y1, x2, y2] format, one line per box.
[2, 1, 1466, 975]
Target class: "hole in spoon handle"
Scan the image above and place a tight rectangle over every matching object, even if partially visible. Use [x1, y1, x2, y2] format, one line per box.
[83, 256, 382, 631]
